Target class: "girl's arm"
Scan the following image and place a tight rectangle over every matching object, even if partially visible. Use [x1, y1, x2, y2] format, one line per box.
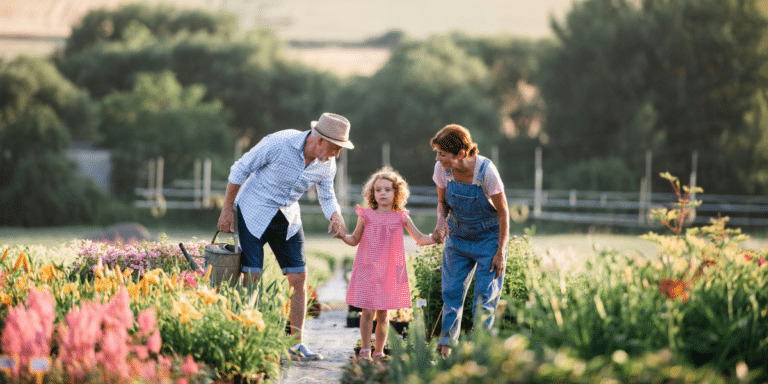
[488, 191, 509, 278]
[339, 215, 365, 246]
[404, 214, 436, 246]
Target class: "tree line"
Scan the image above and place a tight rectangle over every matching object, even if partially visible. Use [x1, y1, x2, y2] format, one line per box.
[1, 0, 767, 226]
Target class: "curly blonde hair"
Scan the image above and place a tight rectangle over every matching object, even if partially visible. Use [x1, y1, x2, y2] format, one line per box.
[362, 166, 410, 211]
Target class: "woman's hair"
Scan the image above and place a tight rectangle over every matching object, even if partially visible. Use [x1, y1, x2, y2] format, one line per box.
[430, 124, 478, 156]
[362, 166, 410, 211]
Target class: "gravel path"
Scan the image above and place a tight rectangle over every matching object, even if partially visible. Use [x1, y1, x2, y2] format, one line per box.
[275, 268, 360, 383]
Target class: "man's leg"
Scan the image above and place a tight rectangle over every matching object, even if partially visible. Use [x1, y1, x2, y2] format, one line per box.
[286, 272, 307, 340]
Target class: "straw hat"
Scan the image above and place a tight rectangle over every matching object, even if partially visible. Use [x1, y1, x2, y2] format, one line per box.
[311, 113, 354, 149]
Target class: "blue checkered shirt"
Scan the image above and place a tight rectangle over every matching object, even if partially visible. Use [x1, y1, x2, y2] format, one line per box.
[229, 129, 341, 240]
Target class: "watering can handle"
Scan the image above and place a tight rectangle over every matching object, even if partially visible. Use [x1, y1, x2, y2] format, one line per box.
[211, 206, 242, 252]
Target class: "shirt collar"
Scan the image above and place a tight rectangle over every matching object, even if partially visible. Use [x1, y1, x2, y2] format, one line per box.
[292, 130, 311, 150]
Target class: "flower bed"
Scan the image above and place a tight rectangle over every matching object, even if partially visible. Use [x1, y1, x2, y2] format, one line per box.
[0, 237, 295, 383]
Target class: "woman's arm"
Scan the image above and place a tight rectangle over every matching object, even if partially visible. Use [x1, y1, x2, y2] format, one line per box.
[404, 214, 436, 246]
[489, 191, 509, 278]
[339, 215, 365, 246]
[433, 187, 449, 243]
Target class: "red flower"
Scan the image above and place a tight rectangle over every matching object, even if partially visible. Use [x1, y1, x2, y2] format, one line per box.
[744, 253, 753, 261]
[659, 278, 689, 302]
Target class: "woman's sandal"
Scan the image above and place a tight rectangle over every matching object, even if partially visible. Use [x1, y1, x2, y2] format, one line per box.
[372, 351, 390, 361]
[358, 348, 372, 362]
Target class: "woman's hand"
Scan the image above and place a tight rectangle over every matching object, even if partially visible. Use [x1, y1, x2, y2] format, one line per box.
[489, 250, 505, 279]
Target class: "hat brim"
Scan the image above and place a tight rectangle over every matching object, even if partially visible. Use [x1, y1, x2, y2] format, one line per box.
[311, 122, 355, 149]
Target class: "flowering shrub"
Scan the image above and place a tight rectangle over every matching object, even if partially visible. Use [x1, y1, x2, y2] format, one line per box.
[0, 238, 296, 383]
[1, 287, 214, 383]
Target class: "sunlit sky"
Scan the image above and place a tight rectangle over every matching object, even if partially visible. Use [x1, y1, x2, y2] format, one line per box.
[240, 0, 578, 41]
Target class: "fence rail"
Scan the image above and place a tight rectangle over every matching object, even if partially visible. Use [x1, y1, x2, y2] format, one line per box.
[135, 181, 768, 227]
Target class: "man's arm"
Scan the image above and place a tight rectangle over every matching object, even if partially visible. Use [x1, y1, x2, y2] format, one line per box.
[217, 182, 241, 233]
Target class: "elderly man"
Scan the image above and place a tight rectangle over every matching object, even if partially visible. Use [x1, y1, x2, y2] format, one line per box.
[217, 112, 353, 360]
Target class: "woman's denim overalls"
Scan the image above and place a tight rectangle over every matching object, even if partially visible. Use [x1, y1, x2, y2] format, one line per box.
[439, 157, 505, 347]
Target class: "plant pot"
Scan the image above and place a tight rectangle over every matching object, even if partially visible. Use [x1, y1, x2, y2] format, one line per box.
[391, 321, 409, 336]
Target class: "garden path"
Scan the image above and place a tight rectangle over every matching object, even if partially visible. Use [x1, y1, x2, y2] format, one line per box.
[276, 267, 358, 383]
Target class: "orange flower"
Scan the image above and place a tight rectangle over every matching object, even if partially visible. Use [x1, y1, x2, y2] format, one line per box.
[659, 278, 689, 302]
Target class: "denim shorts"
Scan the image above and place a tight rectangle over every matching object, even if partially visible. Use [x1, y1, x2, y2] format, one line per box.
[237, 207, 306, 275]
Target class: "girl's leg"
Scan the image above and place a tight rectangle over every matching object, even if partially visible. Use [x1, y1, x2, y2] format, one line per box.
[359, 308, 374, 359]
[373, 309, 390, 355]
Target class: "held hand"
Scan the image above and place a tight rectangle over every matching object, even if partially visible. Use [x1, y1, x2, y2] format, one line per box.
[489, 250, 505, 279]
[329, 212, 347, 238]
[217, 209, 235, 233]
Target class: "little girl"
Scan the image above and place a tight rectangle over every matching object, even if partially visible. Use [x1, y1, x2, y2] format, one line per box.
[338, 167, 437, 361]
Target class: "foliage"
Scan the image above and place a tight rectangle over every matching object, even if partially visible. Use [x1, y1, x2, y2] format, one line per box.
[99, 70, 233, 196]
[64, 3, 238, 56]
[341, 308, 742, 384]
[538, 0, 768, 194]
[332, 36, 500, 184]
[516, 174, 768, 379]
[0, 57, 106, 226]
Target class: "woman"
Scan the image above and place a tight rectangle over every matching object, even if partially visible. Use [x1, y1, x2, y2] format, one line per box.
[431, 124, 509, 357]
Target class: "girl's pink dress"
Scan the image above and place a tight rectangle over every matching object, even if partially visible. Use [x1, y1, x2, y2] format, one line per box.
[346, 205, 412, 310]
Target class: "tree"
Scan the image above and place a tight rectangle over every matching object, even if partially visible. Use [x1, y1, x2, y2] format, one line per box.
[538, 0, 768, 193]
[99, 70, 233, 197]
[332, 36, 500, 185]
[0, 57, 106, 225]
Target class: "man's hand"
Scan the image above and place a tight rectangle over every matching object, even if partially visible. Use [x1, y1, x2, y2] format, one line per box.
[489, 250, 506, 279]
[328, 211, 347, 238]
[432, 218, 449, 244]
[218, 208, 235, 233]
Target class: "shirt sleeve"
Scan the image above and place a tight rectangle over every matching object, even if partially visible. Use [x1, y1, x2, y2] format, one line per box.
[432, 162, 447, 188]
[401, 209, 410, 224]
[228, 134, 276, 185]
[482, 161, 504, 196]
[316, 161, 342, 220]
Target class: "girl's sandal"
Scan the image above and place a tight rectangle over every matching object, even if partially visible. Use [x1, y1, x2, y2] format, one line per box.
[372, 351, 390, 362]
[358, 348, 372, 362]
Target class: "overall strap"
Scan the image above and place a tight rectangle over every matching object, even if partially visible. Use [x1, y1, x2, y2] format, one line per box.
[475, 158, 490, 185]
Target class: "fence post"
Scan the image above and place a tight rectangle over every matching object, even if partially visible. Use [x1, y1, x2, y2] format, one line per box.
[688, 151, 698, 222]
[336, 149, 349, 213]
[382, 142, 390, 167]
[534, 146, 542, 218]
[194, 159, 202, 208]
[203, 158, 211, 208]
[638, 150, 652, 225]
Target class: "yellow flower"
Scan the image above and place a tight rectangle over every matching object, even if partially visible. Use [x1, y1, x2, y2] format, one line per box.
[61, 282, 80, 299]
[36, 264, 62, 283]
[221, 307, 243, 323]
[143, 269, 163, 285]
[173, 296, 204, 324]
[0, 248, 8, 263]
[0, 292, 11, 306]
[13, 252, 31, 273]
[127, 283, 141, 298]
[164, 275, 176, 290]
[240, 309, 266, 331]
[197, 286, 220, 305]
[14, 275, 30, 291]
[203, 265, 213, 282]
[94, 277, 115, 293]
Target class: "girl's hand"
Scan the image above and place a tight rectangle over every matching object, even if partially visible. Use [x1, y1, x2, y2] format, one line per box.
[489, 250, 505, 279]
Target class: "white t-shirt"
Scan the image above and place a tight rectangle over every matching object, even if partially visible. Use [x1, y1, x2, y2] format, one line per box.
[432, 155, 504, 198]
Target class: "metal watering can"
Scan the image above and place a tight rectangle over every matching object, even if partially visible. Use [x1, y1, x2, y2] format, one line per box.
[203, 206, 243, 287]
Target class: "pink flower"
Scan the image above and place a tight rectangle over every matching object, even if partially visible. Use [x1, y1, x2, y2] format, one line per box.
[744, 253, 753, 260]
[147, 330, 161, 354]
[138, 308, 156, 336]
[759, 258, 766, 267]
[177, 378, 189, 384]
[181, 355, 198, 376]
